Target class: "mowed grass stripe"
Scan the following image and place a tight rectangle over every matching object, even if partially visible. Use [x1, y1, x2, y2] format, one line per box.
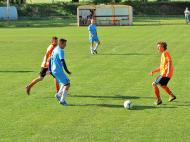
[0, 19, 190, 142]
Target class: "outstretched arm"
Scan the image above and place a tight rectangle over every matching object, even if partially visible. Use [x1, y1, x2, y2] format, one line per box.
[149, 68, 160, 75]
[61, 59, 71, 75]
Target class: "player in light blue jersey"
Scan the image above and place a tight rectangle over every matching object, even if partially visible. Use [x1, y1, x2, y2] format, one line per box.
[88, 19, 100, 54]
[50, 38, 71, 106]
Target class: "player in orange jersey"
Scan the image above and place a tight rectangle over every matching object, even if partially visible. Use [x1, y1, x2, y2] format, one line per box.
[26, 37, 60, 95]
[149, 42, 176, 105]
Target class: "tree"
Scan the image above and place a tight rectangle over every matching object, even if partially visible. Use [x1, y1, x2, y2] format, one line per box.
[140, 0, 148, 3]
[9, 0, 26, 4]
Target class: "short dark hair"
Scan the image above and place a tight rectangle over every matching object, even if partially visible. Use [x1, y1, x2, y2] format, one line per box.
[59, 38, 67, 43]
[52, 36, 58, 40]
[157, 41, 167, 50]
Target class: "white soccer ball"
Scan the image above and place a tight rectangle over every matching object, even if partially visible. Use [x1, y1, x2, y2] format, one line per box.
[124, 100, 132, 109]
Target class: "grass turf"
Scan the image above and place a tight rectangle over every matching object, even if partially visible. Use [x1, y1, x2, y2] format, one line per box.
[0, 17, 190, 142]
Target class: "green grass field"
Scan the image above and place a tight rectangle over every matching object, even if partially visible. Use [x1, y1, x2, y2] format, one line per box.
[0, 17, 190, 142]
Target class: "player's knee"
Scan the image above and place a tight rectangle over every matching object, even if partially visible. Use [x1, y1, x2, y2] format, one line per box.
[65, 84, 70, 90]
[67, 84, 70, 88]
[152, 82, 156, 86]
[38, 76, 44, 81]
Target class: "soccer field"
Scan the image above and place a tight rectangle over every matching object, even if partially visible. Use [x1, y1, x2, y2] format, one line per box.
[0, 18, 190, 142]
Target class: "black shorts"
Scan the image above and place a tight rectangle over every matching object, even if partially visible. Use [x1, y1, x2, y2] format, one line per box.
[155, 75, 170, 86]
[39, 67, 48, 77]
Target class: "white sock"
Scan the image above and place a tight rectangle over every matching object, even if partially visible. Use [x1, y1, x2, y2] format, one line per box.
[57, 85, 64, 96]
[94, 44, 99, 50]
[90, 46, 93, 51]
[60, 91, 68, 102]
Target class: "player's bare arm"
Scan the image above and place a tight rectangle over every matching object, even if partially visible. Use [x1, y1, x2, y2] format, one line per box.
[149, 68, 160, 75]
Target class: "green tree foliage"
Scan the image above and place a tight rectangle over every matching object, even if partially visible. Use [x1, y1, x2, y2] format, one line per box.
[157, 0, 170, 2]
[1, 0, 27, 4]
[93, 0, 122, 4]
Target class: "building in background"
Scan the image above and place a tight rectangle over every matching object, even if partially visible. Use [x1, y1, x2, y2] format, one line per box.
[77, 4, 133, 26]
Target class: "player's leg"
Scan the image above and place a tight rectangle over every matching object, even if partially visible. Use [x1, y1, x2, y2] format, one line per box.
[93, 38, 100, 54]
[185, 15, 187, 23]
[54, 73, 70, 105]
[59, 84, 70, 106]
[152, 75, 162, 105]
[54, 78, 60, 93]
[158, 77, 176, 102]
[26, 76, 44, 95]
[50, 72, 60, 93]
[152, 82, 162, 105]
[161, 86, 176, 102]
[26, 68, 48, 95]
[186, 15, 190, 23]
[90, 42, 94, 54]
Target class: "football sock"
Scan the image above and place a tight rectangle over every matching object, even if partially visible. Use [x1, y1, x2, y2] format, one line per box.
[153, 85, 161, 100]
[57, 85, 64, 96]
[55, 81, 60, 93]
[60, 91, 67, 102]
[54, 79, 60, 93]
[161, 86, 174, 97]
[90, 46, 93, 51]
[94, 43, 99, 50]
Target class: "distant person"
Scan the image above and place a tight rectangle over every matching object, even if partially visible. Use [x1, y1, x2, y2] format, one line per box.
[81, 10, 91, 25]
[149, 42, 176, 105]
[184, 7, 190, 24]
[26, 37, 60, 95]
[88, 19, 100, 54]
[50, 38, 71, 106]
[89, 9, 95, 19]
[87, 10, 95, 25]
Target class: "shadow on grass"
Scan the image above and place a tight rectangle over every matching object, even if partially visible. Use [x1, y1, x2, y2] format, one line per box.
[69, 103, 123, 108]
[70, 95, 142, 100]
[173, 101, 190, 107]
[98, 53, 153, 56]
[69, 104, 177, 109]
[131, 105, 177, 110]
[0, 70, 34, 73]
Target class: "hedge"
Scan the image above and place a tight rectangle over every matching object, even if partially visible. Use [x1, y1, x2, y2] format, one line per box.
[1, 1, 190, 18]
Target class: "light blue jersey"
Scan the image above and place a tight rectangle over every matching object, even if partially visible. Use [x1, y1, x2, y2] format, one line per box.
[50, 46, 70, 85]
[88, 24, 99, 43]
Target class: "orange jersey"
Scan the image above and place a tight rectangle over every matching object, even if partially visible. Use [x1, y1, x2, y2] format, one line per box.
[41, 44, 56, 68]
[160, 50, 174, 78]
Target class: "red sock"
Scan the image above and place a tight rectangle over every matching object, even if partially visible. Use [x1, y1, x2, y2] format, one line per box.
[56, 84, 60, 93]
[161, 86, 174, 97]
[153, 84, 161, 100]
[54, 79, 60, 93]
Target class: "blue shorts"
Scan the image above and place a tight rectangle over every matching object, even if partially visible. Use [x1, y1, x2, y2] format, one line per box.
[89, 36, 99, 43]
[53, 72, 70, 86]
